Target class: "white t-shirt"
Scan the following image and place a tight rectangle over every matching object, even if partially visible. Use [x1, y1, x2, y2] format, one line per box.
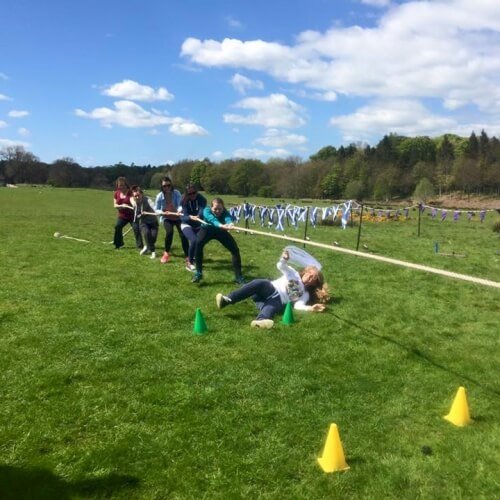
[271, 257, 311, 311]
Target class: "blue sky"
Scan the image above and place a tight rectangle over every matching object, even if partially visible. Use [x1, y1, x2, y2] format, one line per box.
[1, 0, 499, 166]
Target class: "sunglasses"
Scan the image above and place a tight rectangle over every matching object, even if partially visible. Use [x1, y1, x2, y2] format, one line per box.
[162, 184, 172, 188]
[187, 191, 197, 196]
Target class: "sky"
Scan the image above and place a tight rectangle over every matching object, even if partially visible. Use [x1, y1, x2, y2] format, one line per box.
[1, 0, 500, 166]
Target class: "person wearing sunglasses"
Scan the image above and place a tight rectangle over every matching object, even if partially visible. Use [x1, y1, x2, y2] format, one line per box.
[154, 176, 189, 264]
[179, 183, 207, 271]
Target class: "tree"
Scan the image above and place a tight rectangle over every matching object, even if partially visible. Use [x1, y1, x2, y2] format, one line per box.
[436, 134, 455, 195]
[413, 178, 435, 202]
[309, 145, 336, 162]
[1, 146, 41, 184]
[48, 158, 86, 187]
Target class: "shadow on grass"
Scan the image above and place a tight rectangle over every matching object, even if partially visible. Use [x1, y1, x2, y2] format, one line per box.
[332, 313, 500, 398]
[0, 465, 140, 500]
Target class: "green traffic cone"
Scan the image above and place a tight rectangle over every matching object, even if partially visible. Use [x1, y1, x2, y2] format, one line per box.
[281, 302, 295, 325]
[193, 308, 208, 335]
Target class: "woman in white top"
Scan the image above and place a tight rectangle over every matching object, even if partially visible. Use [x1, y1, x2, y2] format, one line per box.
[215, 250, 329, 329]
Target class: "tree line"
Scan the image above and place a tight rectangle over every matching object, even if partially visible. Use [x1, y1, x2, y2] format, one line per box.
[1, 131, 499, 200]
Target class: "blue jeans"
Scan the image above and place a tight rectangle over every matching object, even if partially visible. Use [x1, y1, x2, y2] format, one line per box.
[228, 279, 284, 320]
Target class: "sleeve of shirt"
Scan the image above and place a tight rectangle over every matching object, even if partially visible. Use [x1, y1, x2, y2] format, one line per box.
[179, 201, 189, 223]
[293, 292, 312, 311]
[276, 257, 298, 280]
[154, 193, 163, 214]
[198, 196, 207, 217]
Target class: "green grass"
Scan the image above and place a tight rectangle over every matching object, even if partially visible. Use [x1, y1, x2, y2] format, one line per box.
[0, 187, 499, 499]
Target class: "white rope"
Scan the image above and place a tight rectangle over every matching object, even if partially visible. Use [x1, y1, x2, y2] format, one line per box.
[236, 226, 500, 289]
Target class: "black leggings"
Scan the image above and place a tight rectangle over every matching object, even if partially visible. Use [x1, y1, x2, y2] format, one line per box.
[195, 226, 242, 277]
[228, 279, 283, 320]
[163, 219, 189, 256]
[140, 221, 158, 252]
[114, 218, 142, 249]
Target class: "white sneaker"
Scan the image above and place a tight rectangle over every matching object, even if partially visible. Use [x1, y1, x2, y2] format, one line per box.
[150, 252, 156, 259]
[250, 319, 274, 329]
[140, 246, 148, 255]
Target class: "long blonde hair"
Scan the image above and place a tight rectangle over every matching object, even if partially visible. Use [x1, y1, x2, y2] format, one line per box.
[300, 266, 330, 305]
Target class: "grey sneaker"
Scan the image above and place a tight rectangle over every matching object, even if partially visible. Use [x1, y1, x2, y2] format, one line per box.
[216, 293, 231, 309]
[250, 319, 274, 329]
[191, 272, 203, 283]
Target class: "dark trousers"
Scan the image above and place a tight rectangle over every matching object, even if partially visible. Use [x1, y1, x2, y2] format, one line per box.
[114, 218, 142, 249]
[140, 221, 159, 252]
[163, 219, 189, 256]
[181, 225, 200, 264]
[228, 279, 284, 320]
[195, 226, 242, 277]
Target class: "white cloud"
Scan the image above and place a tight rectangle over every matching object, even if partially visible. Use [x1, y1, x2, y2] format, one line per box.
[18, 127, 30, 137]
[75, 100, 207, 136]
[147, 129, 160, 135]
[0, 120, 7, 128]
[0, 72, 8, 80]
[76, 100, 170, 128]
[225, 16, 243, 29]
[0, 138, 30, 148]
[232, 148, 268, 158]
[330, 99, 457, 141]
[169, 121, 208, 136]
[232, 147, 291, 158]
[102, 79, 174, 102]
[255, 128, 307, 147]
[0, 94, 12, 101]
[268, 148, 292, 157]
[360, 0, 391, 8]
[212, 150, 224, 158]
[229, 73, 264, 94]
[224, 93, 306, 128]
[181, 1, 500, 115]
[8, 110, 29, 118]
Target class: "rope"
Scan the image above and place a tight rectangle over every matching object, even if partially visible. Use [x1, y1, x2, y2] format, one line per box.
[235, 226, 500, 289]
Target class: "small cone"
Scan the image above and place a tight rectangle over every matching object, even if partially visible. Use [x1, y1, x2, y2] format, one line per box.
[193, 308, 208, 335]
[317, 423, 350, 473]
[281, 302, 295, 325]
[444, 386, 472, 427]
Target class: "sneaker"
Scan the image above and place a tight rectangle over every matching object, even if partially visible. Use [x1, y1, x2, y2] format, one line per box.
[234, 275, 245, 285]
[185, 258, 196, 272]
[250, 319, 274, 329]
[160, 251, 170, 264]
[140, 245, 149, 255]
[150, 252, 156, 259]
[191, 272, 203, 283]
[216, 293, 231, 310]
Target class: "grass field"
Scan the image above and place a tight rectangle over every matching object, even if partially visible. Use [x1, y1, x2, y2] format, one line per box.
[0, 187, 499, 499]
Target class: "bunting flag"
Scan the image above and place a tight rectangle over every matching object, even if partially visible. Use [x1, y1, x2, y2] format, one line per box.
[341, 201, 352, 229]
[276, 208, 286, 231]
[310, 206, 319, 227]
[227, 200, 493, 233]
